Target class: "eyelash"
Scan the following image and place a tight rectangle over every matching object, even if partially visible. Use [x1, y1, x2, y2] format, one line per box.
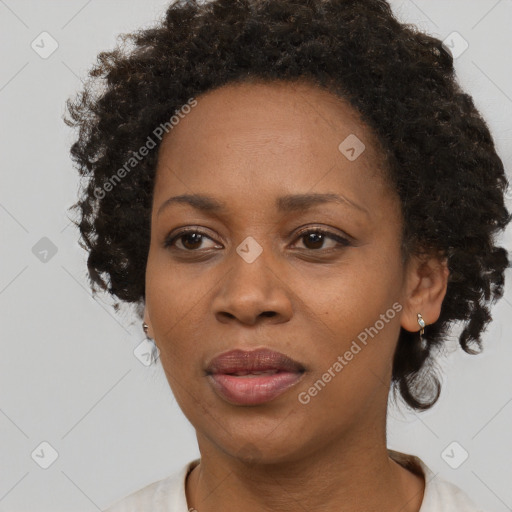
[163, 227, 351, 252]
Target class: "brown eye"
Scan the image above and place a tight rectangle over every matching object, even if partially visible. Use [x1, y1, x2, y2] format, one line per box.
[302, 232, 325, 250]
[293, 228, 350, 251]
[179, 232, 204, 250]
[164, 229, 220, 251]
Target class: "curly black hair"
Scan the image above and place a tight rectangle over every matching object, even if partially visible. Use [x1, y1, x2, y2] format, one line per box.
[64, 0, 511, 411]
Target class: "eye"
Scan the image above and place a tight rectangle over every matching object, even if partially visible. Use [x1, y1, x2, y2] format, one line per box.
[291, 227, 350, 251]
[164, 228, 221, 251]
[164, 226, 351, 253]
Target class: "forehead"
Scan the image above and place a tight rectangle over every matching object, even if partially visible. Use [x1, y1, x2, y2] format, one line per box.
[152, 80, 393, 215]
[159, 80, 384, 159]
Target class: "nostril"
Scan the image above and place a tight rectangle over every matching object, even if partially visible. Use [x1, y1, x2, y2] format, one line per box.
[260, 311, 277, 318]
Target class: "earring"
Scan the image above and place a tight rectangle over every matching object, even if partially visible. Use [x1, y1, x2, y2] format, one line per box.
[417, 313, 426, 349]
[417, 313, 425, 335]
[142, 322, 159, 365]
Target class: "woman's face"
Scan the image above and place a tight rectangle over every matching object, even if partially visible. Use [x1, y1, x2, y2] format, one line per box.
[145, 80, 421, 463]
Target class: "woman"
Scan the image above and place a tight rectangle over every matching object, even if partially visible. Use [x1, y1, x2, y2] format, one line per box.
[64, 0, 510, 510]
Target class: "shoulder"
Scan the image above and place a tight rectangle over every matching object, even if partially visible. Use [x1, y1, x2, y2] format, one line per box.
[389, 449, 487, 512]
[423, 476, 486, 511]
[102, 459, 200, 512]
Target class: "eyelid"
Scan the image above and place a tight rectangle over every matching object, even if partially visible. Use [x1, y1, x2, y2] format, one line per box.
[292, 223, 353, 243]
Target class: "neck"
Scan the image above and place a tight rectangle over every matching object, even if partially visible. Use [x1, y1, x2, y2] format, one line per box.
[186, 429, 425, 512]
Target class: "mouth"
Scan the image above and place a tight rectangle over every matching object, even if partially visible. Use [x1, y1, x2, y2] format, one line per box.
[205, 348, 306, 406]
[221, 369, 283, 376]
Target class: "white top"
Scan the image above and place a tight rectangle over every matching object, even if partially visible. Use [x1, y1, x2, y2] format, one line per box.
[103, 450, 485, 511]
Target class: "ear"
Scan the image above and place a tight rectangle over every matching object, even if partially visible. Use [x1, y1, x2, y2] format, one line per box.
[400, 253, 449, 334]
[143, 307, 154, 339]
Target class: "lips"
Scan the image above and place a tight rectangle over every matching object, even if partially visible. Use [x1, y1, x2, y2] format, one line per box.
[205, 348, 306, 405]
[206, 348, 305, 375]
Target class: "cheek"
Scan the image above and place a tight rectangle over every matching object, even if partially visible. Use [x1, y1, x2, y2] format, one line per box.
[297, 245, 404, 389]
[145, 245, 207, 321]
[305, 247, 403, 331]
[297, 290, 401, 424]
[145, 252, 202, 364]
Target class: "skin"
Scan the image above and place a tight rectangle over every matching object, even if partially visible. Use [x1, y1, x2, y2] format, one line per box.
[143, 80, 449, 512]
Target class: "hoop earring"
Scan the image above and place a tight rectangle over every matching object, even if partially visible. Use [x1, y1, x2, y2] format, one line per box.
[417, 313, 426, 349]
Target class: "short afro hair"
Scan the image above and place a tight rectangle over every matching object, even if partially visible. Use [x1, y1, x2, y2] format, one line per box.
[64, 0, 511, 411]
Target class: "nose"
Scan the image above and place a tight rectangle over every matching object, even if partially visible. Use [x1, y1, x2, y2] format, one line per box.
[212, 246, 294, 326]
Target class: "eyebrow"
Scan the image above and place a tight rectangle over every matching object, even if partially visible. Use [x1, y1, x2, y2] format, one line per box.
[156, 192, 369, 217]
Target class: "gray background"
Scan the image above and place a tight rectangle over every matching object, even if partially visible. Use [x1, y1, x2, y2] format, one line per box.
[1, 0, 511, 510]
